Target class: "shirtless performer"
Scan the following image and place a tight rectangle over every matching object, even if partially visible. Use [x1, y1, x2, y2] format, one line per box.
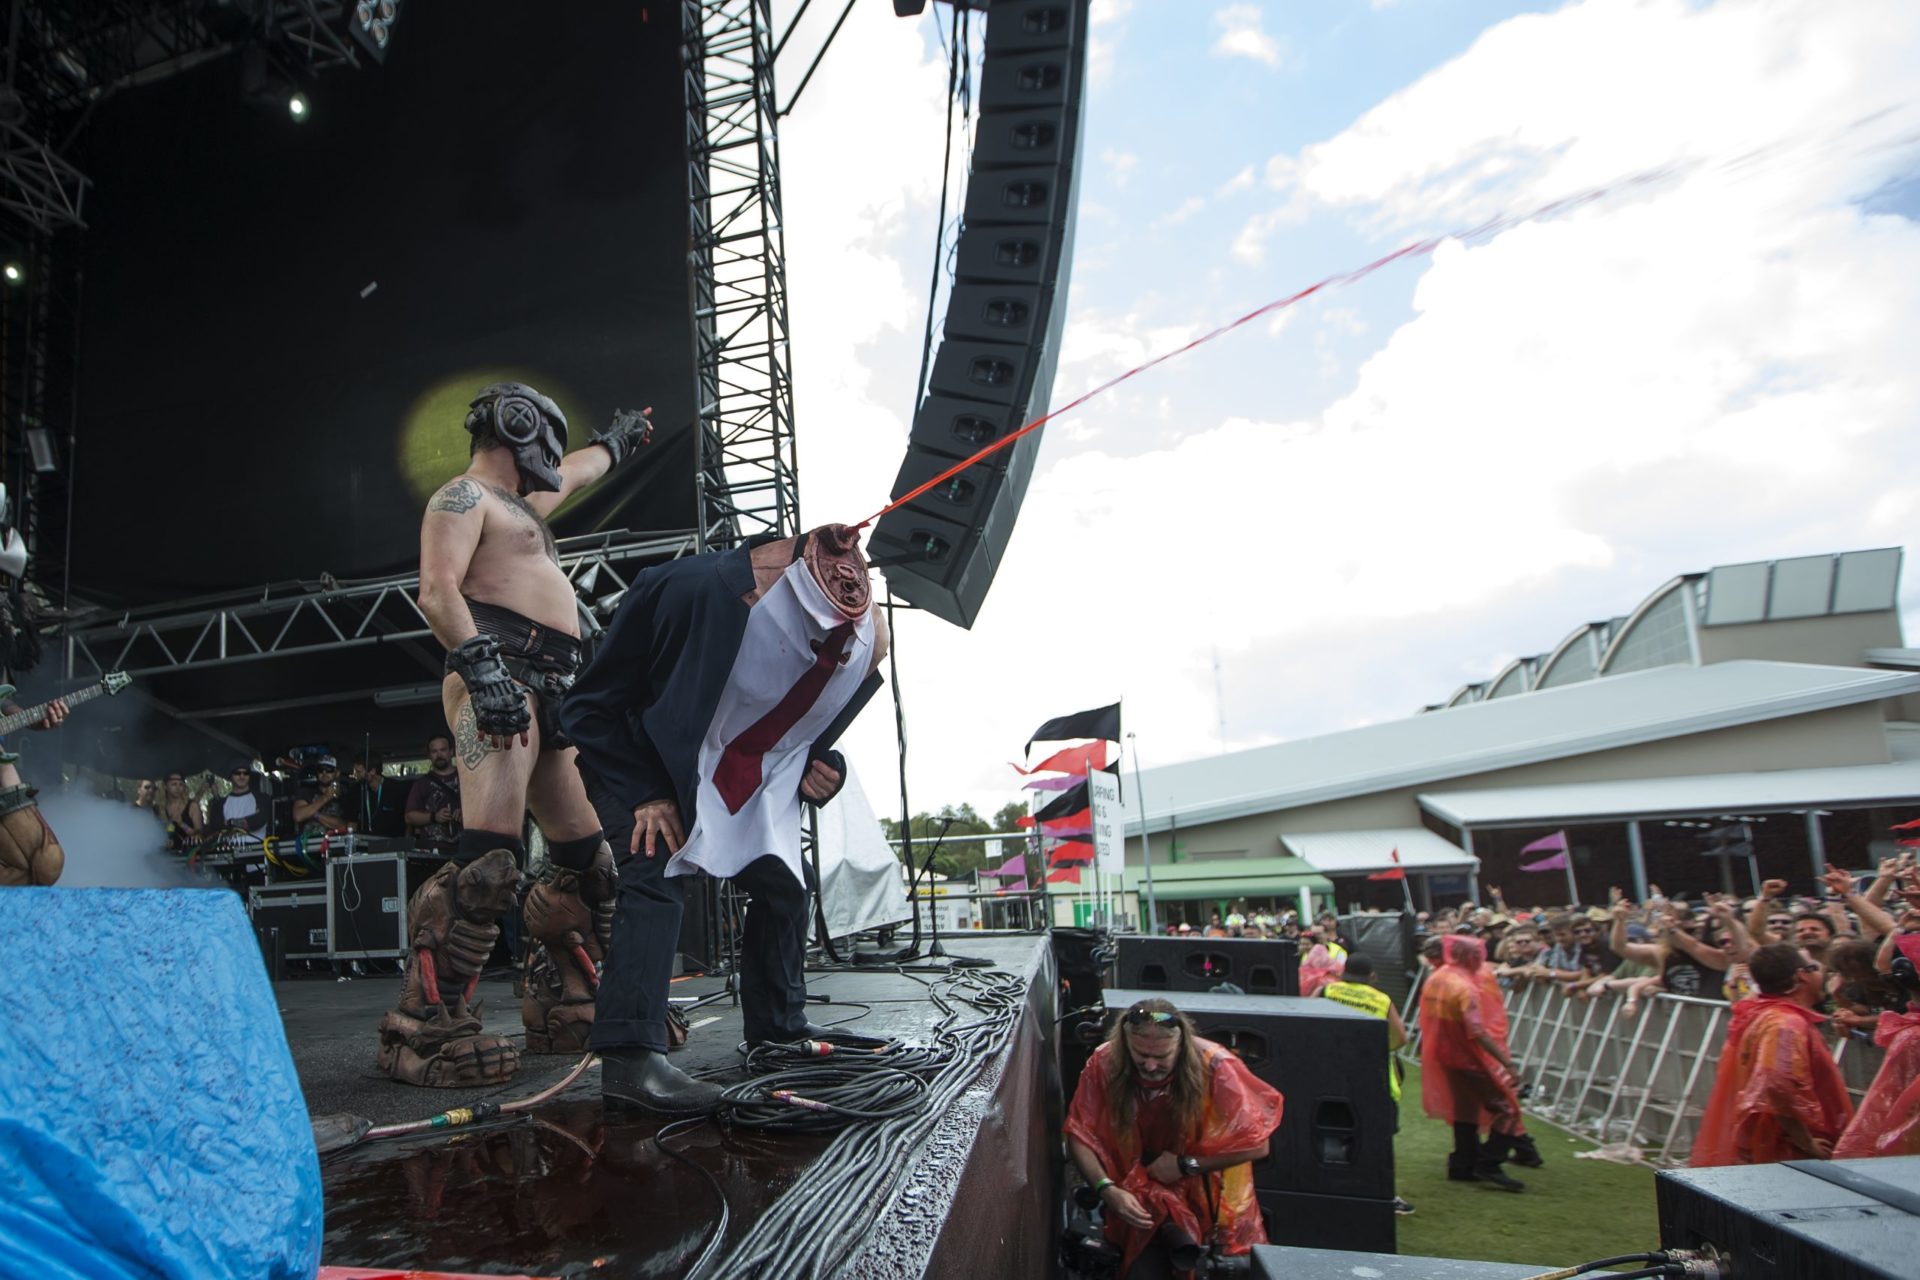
[375, 382, 651, 1087]
[0, 484, 68, 889]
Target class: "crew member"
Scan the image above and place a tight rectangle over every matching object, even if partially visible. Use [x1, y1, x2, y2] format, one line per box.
[561, 524, 888, 1113]
[380, 382, 651, 1087]
[1419, 935, 1528, 1191]
[1064, 998, 1282, 1278]
[1692, 942, 1854, 1166]
[1318, 954, 1416, 1216]
[0, 483, 69, 888]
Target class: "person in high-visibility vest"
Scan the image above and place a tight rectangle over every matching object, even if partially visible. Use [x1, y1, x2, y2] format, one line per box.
[1317, 954, 1415, 1216]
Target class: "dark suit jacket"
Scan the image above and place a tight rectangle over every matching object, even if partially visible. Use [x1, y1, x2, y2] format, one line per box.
[559, 540, 864, 828]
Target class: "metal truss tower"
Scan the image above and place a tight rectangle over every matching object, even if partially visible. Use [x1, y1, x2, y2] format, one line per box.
[682, 0, 800, 553]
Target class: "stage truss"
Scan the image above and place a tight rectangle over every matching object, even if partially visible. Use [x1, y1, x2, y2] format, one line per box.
[59, 531, 696, 696]
[683, 0, 801, 552]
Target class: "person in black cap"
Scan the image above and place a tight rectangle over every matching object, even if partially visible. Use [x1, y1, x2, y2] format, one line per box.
[292, 755, 351, 835]
[207, 760, 268, 839]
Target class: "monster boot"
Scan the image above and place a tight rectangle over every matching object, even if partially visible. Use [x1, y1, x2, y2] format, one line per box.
[0, 783, 63, 887]
[520, 841, 615, 1053]
[377, 848, 522, 1086]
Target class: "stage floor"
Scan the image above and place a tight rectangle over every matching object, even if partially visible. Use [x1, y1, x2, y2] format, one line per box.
[285, 934, 1057, 1278]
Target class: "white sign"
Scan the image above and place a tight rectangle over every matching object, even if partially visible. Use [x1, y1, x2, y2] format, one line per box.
[984, 838, 1003, 868]
[1088, 770, 1124, 875]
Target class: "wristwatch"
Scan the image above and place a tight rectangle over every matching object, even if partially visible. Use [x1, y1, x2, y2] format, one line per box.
[1178, 1155, 1201, 1178]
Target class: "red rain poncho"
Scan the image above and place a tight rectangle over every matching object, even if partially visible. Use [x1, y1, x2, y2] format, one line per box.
[1064, 1036, 1283, 1275]
[1834, 1008, 1920, 1159]
[1418, 936, 1522, 1134]
[1690, 995, 1853, 1167]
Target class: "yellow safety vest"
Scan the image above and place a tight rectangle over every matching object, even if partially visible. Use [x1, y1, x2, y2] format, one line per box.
[1320, 979, 1400, 1101]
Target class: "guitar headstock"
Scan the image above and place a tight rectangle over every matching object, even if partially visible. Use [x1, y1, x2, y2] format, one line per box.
[104, 671, 132, 696]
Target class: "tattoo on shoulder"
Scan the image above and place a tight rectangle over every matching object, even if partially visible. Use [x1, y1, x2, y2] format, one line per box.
[453, 701, 490, 769]
[429, 478, 482, 515]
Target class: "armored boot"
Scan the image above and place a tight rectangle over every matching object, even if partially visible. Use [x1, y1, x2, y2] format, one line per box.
[377, 848, 521, 1086]
[520, 841, 615, 1053]
[0, 784, 63, 887]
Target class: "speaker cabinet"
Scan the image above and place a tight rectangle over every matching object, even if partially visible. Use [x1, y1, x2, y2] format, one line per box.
[1114, 936, 1299, 996]
[1657, 1157, 1919, 1280]
[1101, 989, 1395, 1203]
[874, 0, 1090, 628]
[1256, 1187, 1397, 1256]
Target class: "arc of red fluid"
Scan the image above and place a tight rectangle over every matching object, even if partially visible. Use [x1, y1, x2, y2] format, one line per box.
[853, 166, 1674, 533]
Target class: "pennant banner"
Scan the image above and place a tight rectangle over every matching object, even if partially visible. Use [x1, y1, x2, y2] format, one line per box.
[1046, 867, 1083, 886]
[1049, 842, 1096, 867]
[1026, 703, 1122, 756]
[1023, 775, 1082, 792]
[1519, 830, 1569, 856]
[1521, 851, 1570, 872]
[1367, 847, 1406, 882]
[1034, 781, 1091, 823]
[1011, 740, 1110, 778]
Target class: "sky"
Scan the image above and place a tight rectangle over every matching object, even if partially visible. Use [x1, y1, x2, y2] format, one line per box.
[769, 0, 1920, 823]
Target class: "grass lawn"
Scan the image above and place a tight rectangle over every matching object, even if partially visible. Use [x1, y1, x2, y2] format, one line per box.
[1392, 1064, 1661, 1269]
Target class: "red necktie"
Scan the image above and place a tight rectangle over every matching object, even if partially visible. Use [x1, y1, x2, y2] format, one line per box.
[712, 620, 856, 814]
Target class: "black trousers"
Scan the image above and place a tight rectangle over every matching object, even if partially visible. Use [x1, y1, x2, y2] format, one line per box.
[585, 778, 810, 1053]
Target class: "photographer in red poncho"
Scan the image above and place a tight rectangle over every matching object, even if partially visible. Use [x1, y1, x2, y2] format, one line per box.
[1064, 998, 1282, 1278]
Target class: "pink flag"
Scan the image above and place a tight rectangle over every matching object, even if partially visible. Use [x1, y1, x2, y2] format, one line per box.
[1519, 830, 1568, 856]
[1520, 850, 1569, 872]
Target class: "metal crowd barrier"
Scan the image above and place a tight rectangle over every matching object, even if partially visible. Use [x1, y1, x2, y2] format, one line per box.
[1398, 969, 1887, 1166]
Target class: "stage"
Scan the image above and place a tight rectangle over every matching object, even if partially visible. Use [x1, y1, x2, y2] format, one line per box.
[291, 934, 1061, 1279]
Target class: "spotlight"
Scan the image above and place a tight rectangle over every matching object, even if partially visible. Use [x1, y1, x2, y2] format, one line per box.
[26, 428, 56, 474]
[288, 92, 309, 121]
[1, 262, 21, 286]
[349, 0, 400, 61]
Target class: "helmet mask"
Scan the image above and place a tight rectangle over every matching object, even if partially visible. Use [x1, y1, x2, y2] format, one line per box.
[466, 383, 568, 495]
[798, 524, 872, 622]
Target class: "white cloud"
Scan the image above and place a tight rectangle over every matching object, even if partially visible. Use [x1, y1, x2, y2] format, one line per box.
[1212, 4, 1285, 67]
[1088, 0, 1133, 87]
[791, 0, 1920, 819]
[1218, 165, 1257, 197]
[1101, 147, 1140, 187]
[1153, 195, 1207, 229]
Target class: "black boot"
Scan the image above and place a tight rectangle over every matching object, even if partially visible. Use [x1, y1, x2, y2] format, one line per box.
[1506, 1133, 1545, 1168]
[601, 1048, 724, 1115]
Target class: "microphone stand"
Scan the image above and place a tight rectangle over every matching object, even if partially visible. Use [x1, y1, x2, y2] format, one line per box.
[909, 815, 957, 960]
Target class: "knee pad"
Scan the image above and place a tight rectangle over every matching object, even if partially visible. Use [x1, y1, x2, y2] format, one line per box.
[456, 828, 525, 867]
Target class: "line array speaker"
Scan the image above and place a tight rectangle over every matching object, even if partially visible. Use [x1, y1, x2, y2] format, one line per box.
[1114, 935, 1300, 996]
[873, 0, 1090, 628]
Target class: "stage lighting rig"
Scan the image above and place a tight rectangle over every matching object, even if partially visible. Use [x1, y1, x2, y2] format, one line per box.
[1, 263, 22, 286]
[349, 0, 402, 62]
[288, 91, 309, 120]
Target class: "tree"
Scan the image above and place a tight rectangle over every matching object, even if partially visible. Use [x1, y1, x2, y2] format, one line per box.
[879, 801, 1027, 879]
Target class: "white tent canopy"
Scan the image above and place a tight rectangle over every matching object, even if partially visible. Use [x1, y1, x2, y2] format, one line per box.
[1279, 827, 1477, 876]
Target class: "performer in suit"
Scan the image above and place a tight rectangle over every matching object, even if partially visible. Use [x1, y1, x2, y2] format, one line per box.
[560, 523, 887, 1113]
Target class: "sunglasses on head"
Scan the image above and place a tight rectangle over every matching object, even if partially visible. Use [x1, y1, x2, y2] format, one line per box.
[1125, 1008, 1178, 1028]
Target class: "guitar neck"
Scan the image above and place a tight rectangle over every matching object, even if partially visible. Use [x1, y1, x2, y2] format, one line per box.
[0, 681, 107, 736]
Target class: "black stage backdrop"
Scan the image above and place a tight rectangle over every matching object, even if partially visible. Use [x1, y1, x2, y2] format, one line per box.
[70, 3, 694, 606]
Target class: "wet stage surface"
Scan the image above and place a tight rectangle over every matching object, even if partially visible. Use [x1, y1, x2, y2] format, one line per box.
[277, 936, 1050, 1278]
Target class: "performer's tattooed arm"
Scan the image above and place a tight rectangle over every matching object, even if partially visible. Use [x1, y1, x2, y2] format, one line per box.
[517, 444, 618, 520]
[419, 478, 487, 650]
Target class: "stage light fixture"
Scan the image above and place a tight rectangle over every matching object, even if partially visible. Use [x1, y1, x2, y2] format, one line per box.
[350, 0, 400, 60]
[288, 92, 309, 121]
[1, 262, 21, 286]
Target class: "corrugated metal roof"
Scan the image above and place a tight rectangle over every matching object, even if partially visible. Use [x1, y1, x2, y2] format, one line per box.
[1122, 855, 1332, 899]
[1280, 827, 1476, 874]
[1420, 760, 1920, 828]
[1123, 661, 1920, 836]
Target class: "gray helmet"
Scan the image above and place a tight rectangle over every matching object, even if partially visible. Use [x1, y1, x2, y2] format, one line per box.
[465, 382, 569, 494]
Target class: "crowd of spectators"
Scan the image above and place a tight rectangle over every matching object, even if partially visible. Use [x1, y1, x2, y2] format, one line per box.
[1409, 855, 1920, 1023]
[119, 734, 474, 860]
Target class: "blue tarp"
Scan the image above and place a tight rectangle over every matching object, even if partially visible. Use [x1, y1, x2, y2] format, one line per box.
[0, 888, 322, 1279]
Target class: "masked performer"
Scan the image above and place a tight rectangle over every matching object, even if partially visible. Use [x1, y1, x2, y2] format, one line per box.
[1419, 935, 1529, 1191]
[1064, 998, 1283, 1277]
[382, 383, 651, 1087]
[1692, 942, 1853, 1166]
[0, 485, 68, 888]
[559, 524, 887, 1113]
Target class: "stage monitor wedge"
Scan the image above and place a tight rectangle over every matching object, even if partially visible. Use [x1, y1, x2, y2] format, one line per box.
[874, 0, 1090, 629]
